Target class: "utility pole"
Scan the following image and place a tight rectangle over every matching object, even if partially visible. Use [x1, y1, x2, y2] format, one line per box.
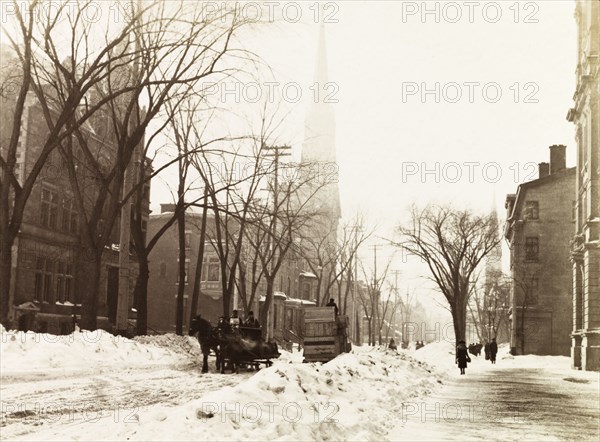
[263, 145, 291, 341]
[368, 244, 386, 345]
[116, 0, 142, 335]
[348, 224, 363, 344]
[391, 269, 401, 339]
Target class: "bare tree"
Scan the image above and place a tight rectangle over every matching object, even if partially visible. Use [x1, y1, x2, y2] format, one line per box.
[245, 161, 328, 337]
[468, 269, 510, 344]
[30, 1, 249, 330]
[358, 255, 392, 346]
[0, 0, 149, 326]
[512, 265, 539, 355]
[394, 205, 501, 344]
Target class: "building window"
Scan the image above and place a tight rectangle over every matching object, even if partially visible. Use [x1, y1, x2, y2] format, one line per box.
[61, 199, 79, 234]
[34, 258, 54, 302]
[572, 201, 577, 222]
[185, 232, 192, 249]
[159, 262, 167, 278]
[65, 264, 73, 303]
[202, 256, 220, 282]
[40, 189, 59, 229]
[56, 262, 65, 303]
[55, 262, 74, 303]
[524, 201, 539, 220]
[525, 237, 539, 261]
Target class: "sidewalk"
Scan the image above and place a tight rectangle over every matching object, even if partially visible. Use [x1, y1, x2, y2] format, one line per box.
[390, 357, 600, 441]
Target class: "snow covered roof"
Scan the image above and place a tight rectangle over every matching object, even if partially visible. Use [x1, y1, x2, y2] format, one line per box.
[258, 292, 288, 303]
[284, 298, 316, 306]
[299, 271, 317, 278]
[15, 301, 40, 311]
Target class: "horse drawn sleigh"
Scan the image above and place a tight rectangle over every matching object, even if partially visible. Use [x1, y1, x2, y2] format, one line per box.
[189, 315, 280, 374]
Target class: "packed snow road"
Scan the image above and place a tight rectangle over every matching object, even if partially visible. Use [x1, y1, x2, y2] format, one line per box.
[1, 362, 250, 440]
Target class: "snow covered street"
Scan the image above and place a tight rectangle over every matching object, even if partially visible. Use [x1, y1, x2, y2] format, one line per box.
[1, 364, 250, 440]
[1, 329, 598, 441]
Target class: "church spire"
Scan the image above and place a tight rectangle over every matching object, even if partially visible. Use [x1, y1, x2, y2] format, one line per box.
[314, 22, 329, 92]
[300, 21, 340, 221]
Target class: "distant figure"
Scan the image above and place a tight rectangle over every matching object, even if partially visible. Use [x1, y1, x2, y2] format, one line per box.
[230, 310, 240, 328]
[456, 340, 471, 375]
[245, 310, 260, 328]
[217, 316, 231, 334]
[489, 338, 498, 364]
[326, 298, 339, 316]
[388, 338, 398, 350]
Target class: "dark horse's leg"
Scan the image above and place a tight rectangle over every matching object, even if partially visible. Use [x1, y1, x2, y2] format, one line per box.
[199, 339, 210, 373]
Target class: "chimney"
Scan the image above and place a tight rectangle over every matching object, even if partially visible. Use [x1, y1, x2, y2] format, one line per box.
[160, 203, 176, 213]
[538, 162, 550, 179]
[549, 145, 566, 174]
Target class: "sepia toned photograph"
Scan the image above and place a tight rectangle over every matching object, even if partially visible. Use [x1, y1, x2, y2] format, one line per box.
[0, 1, 598, 441]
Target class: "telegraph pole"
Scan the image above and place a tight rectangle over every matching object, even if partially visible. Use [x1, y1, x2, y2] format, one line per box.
[348, 224, 363, 344]
[391, 269, 401, 339]
[116, 0, 142, 335]
[263, 145, 291, 340]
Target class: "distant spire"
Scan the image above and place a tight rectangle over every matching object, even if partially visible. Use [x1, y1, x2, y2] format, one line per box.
[491, 186, 498, 216]
[314, 22, 329, 87]
[300, 21, 340, 221]
[302, 22, 336, 164]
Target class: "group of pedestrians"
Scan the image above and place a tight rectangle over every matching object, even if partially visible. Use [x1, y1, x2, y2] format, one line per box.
[456, 338, 497, 375]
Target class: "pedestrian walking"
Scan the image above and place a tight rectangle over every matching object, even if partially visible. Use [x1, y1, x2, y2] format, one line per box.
[456, 340, 471, 375]
[489, 338, 498, 364]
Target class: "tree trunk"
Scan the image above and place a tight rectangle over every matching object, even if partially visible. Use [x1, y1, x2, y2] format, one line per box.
[134, 254, 149, 335]
[176, 204, 186, 335]
[260, 277, 274, 339]
[79, 248, 102, 330]
[0, 234, 14, 327]
[189, 189, 208, 325]
[451, 299, 467, 345]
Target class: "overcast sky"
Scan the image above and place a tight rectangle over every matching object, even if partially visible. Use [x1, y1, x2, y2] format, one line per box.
[143, 1, 578, 316]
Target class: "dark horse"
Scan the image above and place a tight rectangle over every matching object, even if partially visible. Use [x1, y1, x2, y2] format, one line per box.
[189, 315, 220, 373]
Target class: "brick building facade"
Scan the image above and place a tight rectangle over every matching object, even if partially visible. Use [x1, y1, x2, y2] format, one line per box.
[505, 145, 575, 356]
[2, 93, 150, 334]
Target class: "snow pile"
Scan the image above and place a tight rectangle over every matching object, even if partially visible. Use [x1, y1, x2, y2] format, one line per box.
[0, 329, 201, 376]
[21, 346, 444, 441]
[413, 341, 457, 373]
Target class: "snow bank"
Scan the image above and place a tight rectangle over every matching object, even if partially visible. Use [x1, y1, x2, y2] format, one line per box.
[0, 328, 201, 376]
[21, 346, 444, 441]
[413, 341, 457, 373]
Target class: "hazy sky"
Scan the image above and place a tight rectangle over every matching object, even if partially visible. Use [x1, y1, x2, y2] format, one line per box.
[146, 1, 577, 314]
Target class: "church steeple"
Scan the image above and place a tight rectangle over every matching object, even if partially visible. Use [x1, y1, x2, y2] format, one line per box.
[301, 22, 340, 221]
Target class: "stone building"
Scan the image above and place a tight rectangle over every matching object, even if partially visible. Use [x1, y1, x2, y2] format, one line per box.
[2, 93, 150, 334]
[567, 0, 600, 371]
[504, 145, 575, 356]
